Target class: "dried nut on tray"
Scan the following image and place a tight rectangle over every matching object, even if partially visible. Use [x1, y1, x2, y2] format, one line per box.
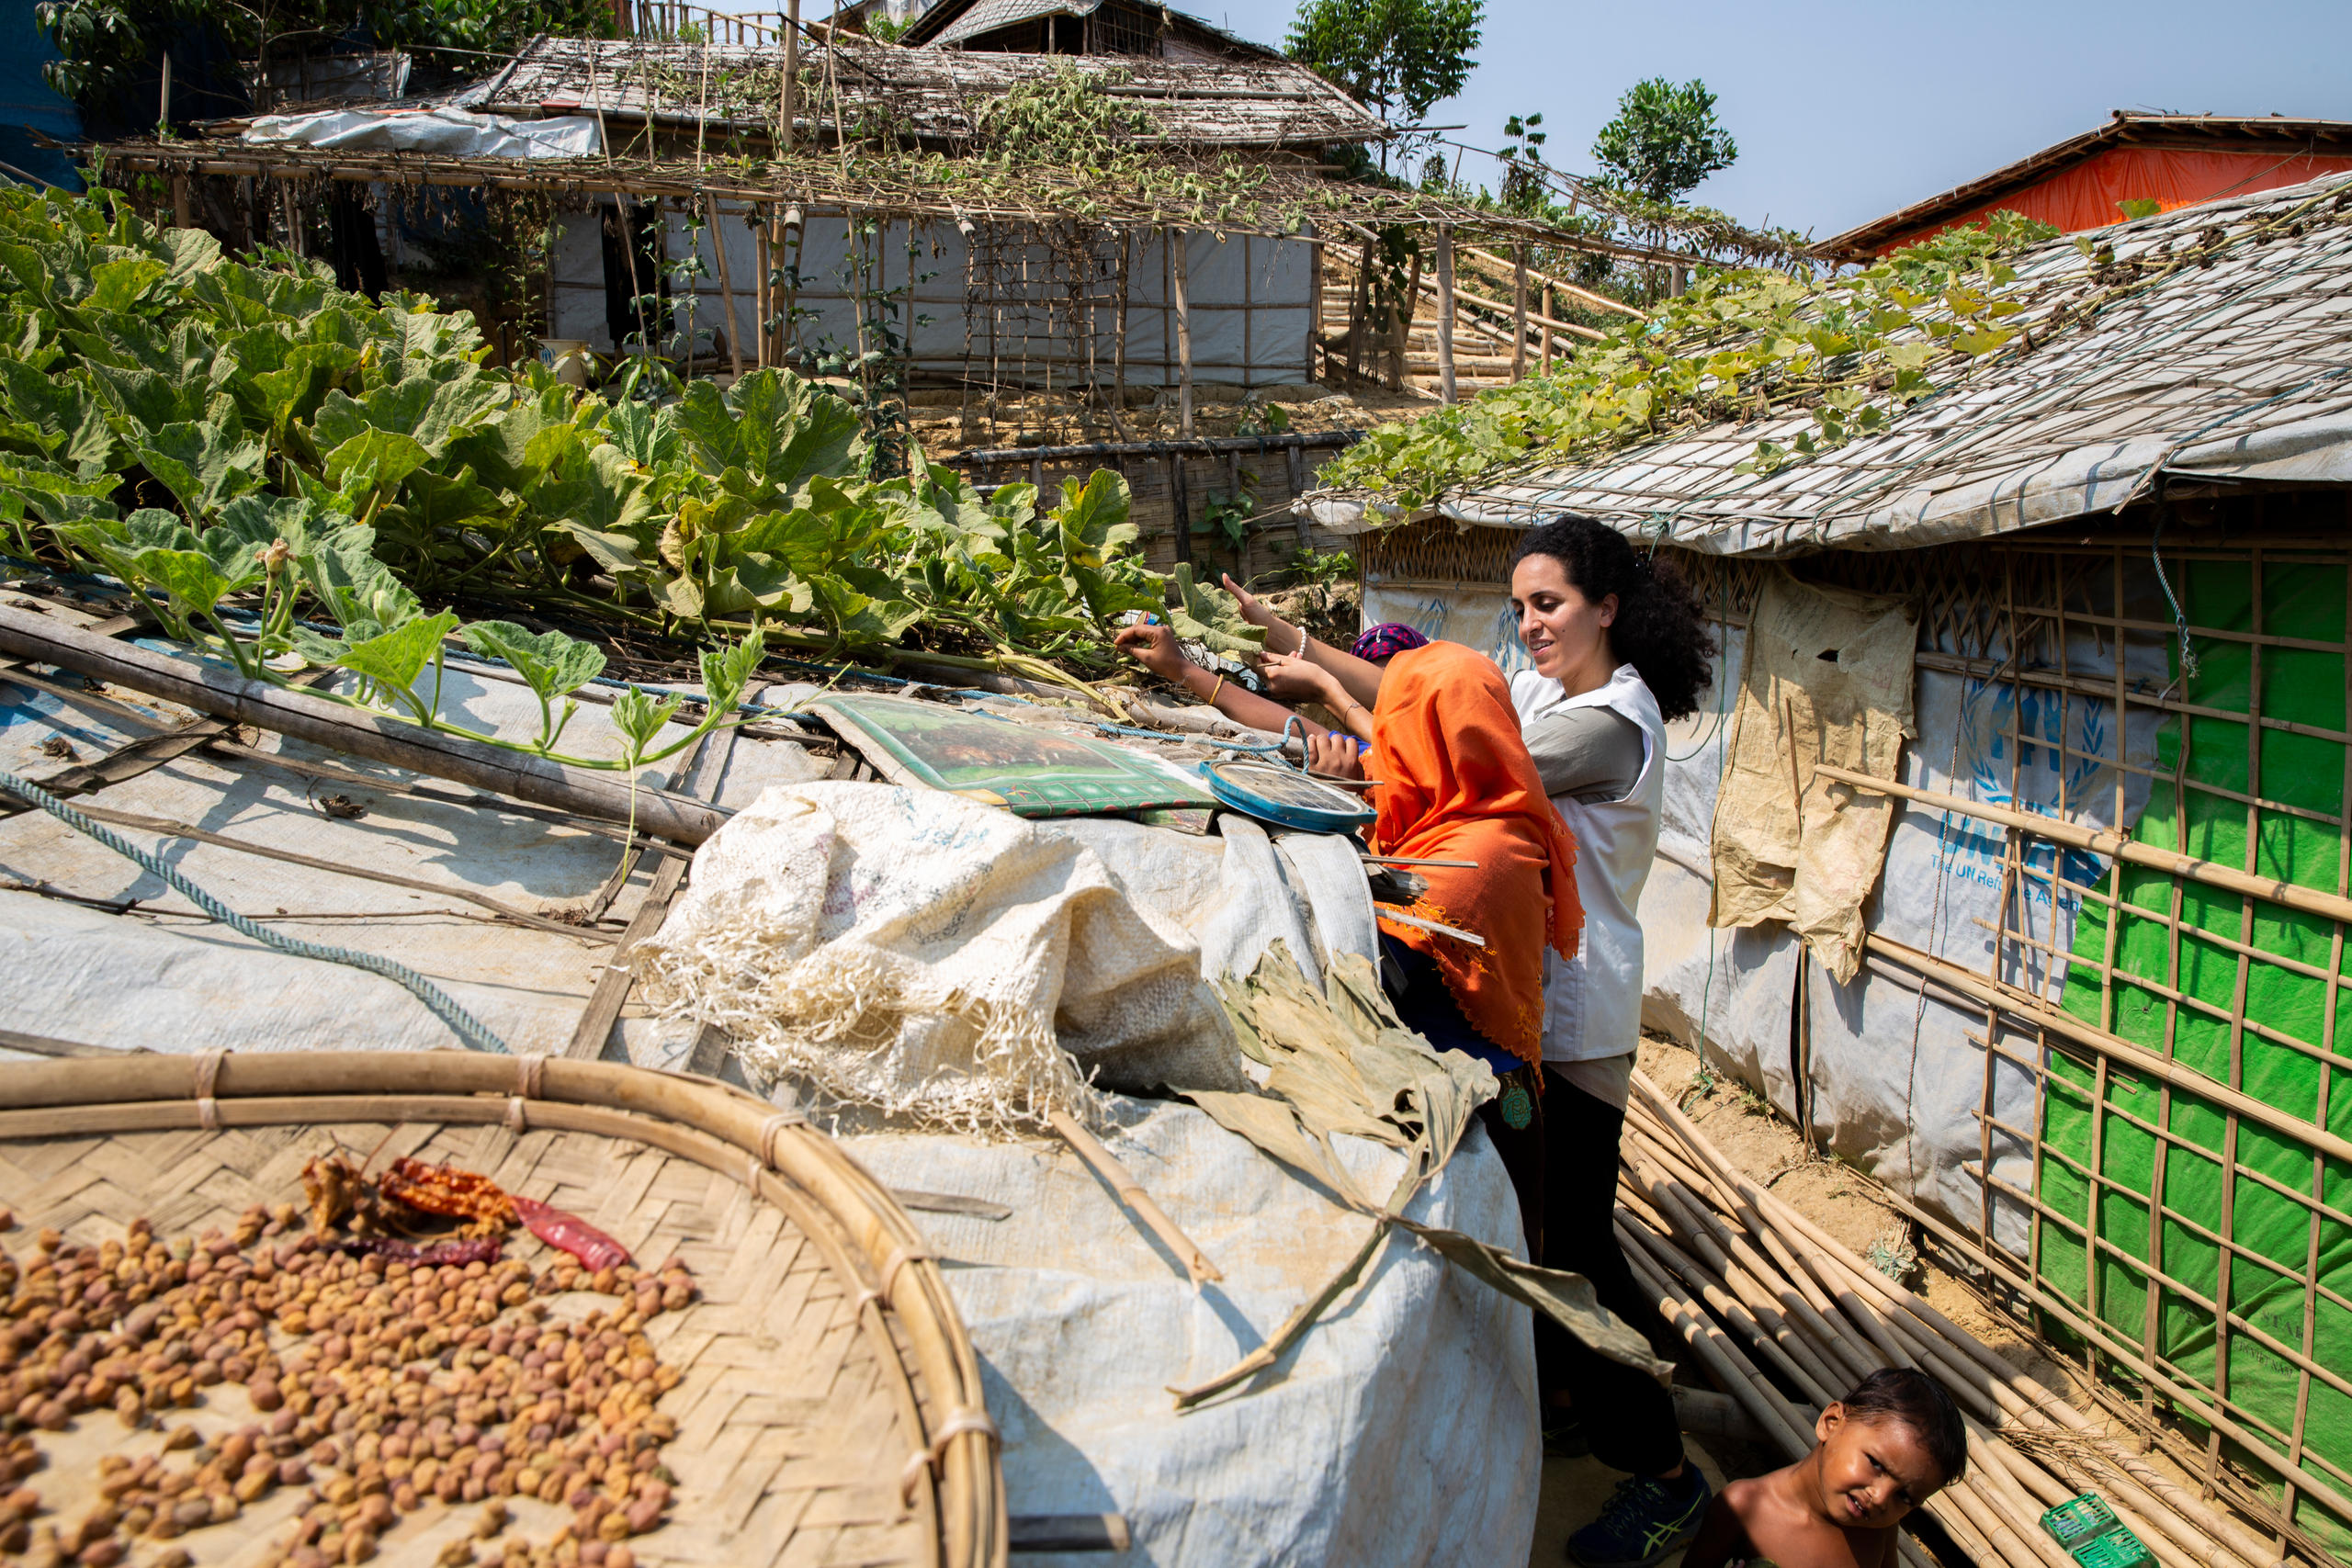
[0, 1197, 698, 1568]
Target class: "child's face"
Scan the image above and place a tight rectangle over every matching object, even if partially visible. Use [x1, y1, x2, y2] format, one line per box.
[1810, 1406, 1947, 1529]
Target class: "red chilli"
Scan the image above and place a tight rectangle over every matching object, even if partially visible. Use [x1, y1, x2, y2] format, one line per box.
[510, 1195, 630, 1271]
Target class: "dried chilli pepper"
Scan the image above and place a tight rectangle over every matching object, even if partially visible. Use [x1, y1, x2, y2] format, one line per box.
[379, 1157, 515, 1233]
[509, 1196, 629, 1271]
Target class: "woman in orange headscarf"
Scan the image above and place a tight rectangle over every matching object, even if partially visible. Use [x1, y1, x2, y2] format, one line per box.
[1358, 639, 1582, 1252]
[1368, 639, 1584, 1066]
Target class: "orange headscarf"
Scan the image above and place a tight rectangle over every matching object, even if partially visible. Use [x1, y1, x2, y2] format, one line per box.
[1368, 641, 1582, 1066]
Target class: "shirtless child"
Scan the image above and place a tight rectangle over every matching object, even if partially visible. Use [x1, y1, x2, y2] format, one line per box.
[1681, 1370, 1967, 1568]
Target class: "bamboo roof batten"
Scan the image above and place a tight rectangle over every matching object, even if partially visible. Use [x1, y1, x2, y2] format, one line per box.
[105, 138, 1598, 244]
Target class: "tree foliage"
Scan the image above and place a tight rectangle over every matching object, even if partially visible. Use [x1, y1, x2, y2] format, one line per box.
[36, 0, 613, 115]
[1286, 0, 1482, 165]
[1590, 76, 1738, 205]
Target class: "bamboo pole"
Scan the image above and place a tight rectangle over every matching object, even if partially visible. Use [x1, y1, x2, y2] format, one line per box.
[754, 214, 771, 368]
[1539, 284, 1555, 373]
[1460, 242, 1649, 319]
[1434, 226, 1457, 406]
[1046, 1111, 1222, 1286]
[1815, 761, 2352, 929]
[1624, 1075, 2296, 1568]
[1410, 272, 1602, 342]
[1170, 231, 1193, 440]
[779, 0, 800, 151]
[707, 192, 743, 378]
[0, 605, 728, 847]
[1510, 244, 1528, 382]
[1863, 930, 2352, 1168]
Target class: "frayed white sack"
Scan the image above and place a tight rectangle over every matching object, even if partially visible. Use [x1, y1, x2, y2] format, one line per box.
[634, 783, 1243, 1133]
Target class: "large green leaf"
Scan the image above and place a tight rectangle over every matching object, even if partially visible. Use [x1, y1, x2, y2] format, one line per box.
[458, 620, 606, 704]
[131, 548, 225, 613]
[332, 611, 461, 697]
[87, 257, 168, 313]
[133, 420, 267, 517]
[1166, 562, 1265, 657]
[322, 427, 432, 497]
[676, 370, 864, 492]
[545, 519, 653, 577]
[530, 443, 652, 539]
[304, 527, 421, 635]
[604, 399, 679, 470]
[313, 372, 503, 457]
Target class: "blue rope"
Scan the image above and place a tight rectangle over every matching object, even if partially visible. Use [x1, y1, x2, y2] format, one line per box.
[0, 769, 512, 1055]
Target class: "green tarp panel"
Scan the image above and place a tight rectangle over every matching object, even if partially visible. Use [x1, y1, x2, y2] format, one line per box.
[2054, 554, 2352, 1549]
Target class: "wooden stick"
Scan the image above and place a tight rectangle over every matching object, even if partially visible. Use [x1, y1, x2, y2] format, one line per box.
[1170, 231, 1193, 440]
[1047, 1111, 1223, 1286]
[779, 0, 799, 151]
[1358, 855, 1476, 869]
[1510, 244, 1527, 382]
[1373, 906, 1486, 948]
[1170, 1217, 1383, 1406]
[0, 604, 729, 848]
[706, 192, 743, 378]
[1815, 761, 2352, 929]
[1862, 929, 2352, 1168]
[1411, 272, 1605, 341]
[1433, 226, 1457, 406]
[1460, 242, 1649, 319]
[1539, 283, 1555, 373]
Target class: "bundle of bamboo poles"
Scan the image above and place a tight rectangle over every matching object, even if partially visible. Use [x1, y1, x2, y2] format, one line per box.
[1617, 1068, 2299, 1568]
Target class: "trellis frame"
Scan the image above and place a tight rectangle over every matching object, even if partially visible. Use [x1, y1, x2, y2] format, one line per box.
[1671, 499, 2352, 1560]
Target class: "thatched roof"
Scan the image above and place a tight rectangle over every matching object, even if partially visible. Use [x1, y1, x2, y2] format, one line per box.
[1307, 172, 2352, 555]
[452, 33, 1380, 151]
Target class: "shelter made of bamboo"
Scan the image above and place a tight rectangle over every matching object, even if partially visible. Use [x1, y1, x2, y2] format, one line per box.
[98, 22, 1603, 429]
[1306, 171, 2352, 1563]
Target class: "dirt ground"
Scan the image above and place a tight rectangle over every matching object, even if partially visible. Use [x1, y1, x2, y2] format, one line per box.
[1526, 1033, 2096, 1566]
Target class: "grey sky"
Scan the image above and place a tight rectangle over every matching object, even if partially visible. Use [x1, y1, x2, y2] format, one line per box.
[1211, 0, 2352, 242]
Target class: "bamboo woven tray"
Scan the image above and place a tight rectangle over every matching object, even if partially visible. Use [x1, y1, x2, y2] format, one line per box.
[0, 1054, 1005, 1568]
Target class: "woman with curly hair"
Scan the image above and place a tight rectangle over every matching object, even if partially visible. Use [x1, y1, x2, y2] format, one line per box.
[1508, 513, 1721, 1567]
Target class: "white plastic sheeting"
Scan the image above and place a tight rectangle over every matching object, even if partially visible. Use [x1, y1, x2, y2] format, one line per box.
[1640, 621, 2165, 1244]
[845, 1104, 1537, 1567]
[242, 107, 601, 160]
[0, 615, 1534, 1564]
[548, 207, 1316, 386]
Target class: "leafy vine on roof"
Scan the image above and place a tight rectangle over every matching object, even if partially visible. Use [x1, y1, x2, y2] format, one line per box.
[1318, 211, 2070, 511]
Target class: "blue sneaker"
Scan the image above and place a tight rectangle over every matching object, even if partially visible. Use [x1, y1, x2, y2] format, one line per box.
[1567, 1469, 1713, 1567]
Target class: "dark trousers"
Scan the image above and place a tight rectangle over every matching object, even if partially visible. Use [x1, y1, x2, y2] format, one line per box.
[1476, 1066, 1546, 1260]
[1536, 1067, 1685, 1479]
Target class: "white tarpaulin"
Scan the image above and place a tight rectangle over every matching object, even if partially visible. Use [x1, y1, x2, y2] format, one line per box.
[549, 211, 1316, 386]
[0, 603, 1533, 1564]
[243, 107, 600, 160]
[634, 781, 1249, 1132]
[1643, 612, 2164, 1242]
[846, 1105, 1537, 1567]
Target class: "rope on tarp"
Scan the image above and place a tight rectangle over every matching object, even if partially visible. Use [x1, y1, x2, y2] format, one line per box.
[0, 769, 513, 1055]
